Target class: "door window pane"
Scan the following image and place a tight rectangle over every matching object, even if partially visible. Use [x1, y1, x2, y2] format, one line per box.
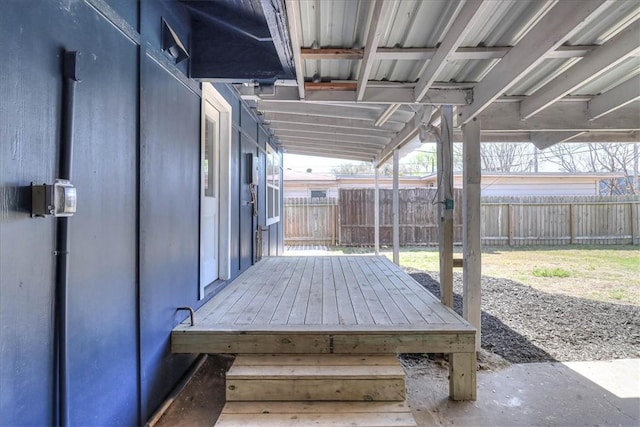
[204, 118, 216, 197]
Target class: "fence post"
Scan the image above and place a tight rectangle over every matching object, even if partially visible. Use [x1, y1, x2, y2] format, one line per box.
[332, 202, 337, 246]
[631, 202, 637, 245]
[507, 204, 514, 246]
[569, 204, 576, 245]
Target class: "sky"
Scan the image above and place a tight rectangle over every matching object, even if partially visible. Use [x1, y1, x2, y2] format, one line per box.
[283, 153, 361, 173]
[283, 143, 563, 174]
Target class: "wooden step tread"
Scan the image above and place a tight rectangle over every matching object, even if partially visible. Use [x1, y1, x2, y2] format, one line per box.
[227, 365, 405, 379]
[234, 354, 400, 366]
[215, 402, 418, 427]
[226, 378, 405, 401]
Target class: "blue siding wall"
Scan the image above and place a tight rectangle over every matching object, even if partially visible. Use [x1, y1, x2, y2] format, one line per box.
[65, 6, 139, 426]
[1, 1, 139, 425]
[139, 53, 201, 419]
[0, 3, 59, 423]
[0, 0, 283, 425]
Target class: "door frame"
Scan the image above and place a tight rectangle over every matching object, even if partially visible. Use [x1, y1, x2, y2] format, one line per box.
[200, 83, 232, 299]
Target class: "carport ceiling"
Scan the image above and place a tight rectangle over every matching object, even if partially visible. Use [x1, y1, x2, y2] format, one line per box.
[229, 0, 640, 164]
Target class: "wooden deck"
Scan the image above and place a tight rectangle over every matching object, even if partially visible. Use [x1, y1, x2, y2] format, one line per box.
[172, 255, 477, 400]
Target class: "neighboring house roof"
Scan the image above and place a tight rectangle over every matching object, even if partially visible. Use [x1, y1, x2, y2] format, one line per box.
[285, 172, 625, 196]
[283, 169, 336, 183]
[420, 171, 625, 183]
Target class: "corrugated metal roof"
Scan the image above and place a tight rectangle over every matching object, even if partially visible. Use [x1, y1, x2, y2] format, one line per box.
[246, 0, 640, 163]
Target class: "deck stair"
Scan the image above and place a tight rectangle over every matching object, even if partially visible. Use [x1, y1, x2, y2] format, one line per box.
[215, 354, 418, 426]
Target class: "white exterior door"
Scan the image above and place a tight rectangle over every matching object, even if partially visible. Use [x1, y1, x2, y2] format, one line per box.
[200, 100, 220, 289]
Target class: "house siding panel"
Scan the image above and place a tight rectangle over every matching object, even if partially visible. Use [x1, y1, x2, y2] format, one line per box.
[64, 5, 139, 426]
[1, 1, 140, 425]
[0, 1, 283, 425]
[0, 3, 60, 423]
[139, 53, 201, 421]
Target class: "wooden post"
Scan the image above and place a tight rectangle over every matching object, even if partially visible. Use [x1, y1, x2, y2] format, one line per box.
[630, 202, 637, 245]
[462, 118, 481, 351]
[507, 204, 514, 246]
[332, 202, 336, 246]
[337, 196, 342, 246]
[449, 352, 477, 401]
[392, 150, 400, 265]
[374, 167, 380, 255]
[438, 106, 454, 308]
[569, 204, 577, 245]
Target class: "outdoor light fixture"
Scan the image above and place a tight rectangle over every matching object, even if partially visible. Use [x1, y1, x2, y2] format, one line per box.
[31, 179, 77, 217]
[162, 18, 189, 64]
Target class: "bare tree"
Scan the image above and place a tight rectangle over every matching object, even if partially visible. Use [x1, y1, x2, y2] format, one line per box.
[453, 142, 533, 172]
[543, 143, 638, 195]
[481, 143, 533, 172]
[331, 152, 437, 177]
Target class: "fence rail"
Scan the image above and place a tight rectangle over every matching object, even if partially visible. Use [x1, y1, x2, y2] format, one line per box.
[284, 191, 640, 246]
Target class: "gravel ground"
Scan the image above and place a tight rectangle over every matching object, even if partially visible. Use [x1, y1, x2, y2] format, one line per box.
[409, 271, 640, 363]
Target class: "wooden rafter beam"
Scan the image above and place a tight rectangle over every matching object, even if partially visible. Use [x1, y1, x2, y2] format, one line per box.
[373, 107, 435, 167]
[301, 48, 363, 60]
[478, 101, 640, 132]
[248, 84, 471, 104]
[374, 104, 401, 127]
[589, 76, 640, 120]
[282, 148, 374, 162]
[305, 82, 357, 91]
[281, 143, 379, 159]
[415, 0, 488, 101]
[356, 0, 390, 101]
[258, 101, 413, 122]
[521, 20, 640, 119]
[300, 45, 608, 61]
[284, 0, 305, 99]
[301, 45, 612, 61]
[262, 112, 405, 132]
[531, 131, 586, 150]
[268, 122, 397, 138]
[458, 0, 610, 124]
[280, 138, 382, 152]
[273, 131, 388, 145]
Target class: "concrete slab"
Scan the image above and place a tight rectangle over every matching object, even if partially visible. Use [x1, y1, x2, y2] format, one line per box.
[406, 359, 640, 426]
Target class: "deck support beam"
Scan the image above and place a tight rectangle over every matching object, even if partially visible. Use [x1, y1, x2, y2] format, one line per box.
[462, 118, 482, 351]
[438, 106, 454, 308]
[374, 167, 380, 256]
[392, 150, 400, 265]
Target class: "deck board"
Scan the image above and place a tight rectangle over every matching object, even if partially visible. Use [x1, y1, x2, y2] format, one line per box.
[172, 256, 475, 355]
[331, 257, 357, 325]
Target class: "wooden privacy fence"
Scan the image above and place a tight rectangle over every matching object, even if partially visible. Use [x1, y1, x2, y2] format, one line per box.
[285, 190, 639, 246]
[481, 195, 639, 246]
[284, 197, 338, 245]
[338, 188, 463, 246]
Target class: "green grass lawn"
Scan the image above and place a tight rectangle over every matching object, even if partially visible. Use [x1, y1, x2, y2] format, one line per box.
[330, 245, 640, 306]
